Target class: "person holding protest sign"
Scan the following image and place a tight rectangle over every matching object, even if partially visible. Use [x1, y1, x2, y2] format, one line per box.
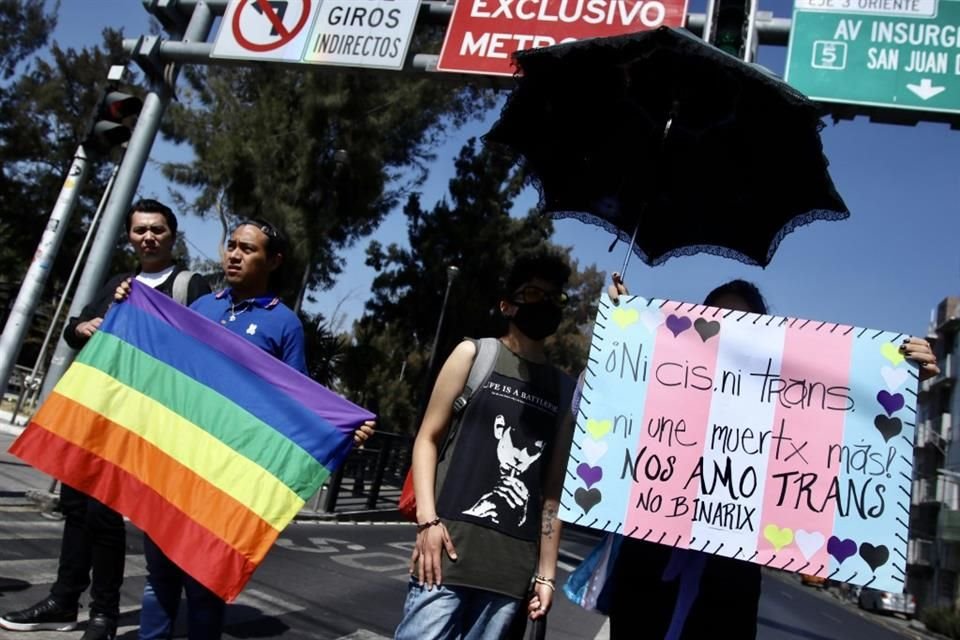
[394, 251, 577, 640]
[114, 219, 375, 640]
[599, 278, 939, 640]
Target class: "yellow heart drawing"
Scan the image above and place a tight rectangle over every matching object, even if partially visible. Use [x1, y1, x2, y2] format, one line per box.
[763, 524, 794, 552]
[586, 418, 613, 440]
[611, 308, 639, 329]
[880, 342, 904, 367]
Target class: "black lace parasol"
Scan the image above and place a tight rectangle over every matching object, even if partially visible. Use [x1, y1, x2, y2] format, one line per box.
[485, 27, 849, 268]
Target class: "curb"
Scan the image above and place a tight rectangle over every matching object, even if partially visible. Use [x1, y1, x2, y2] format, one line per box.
[0, 489, 59, 513]
[0, 423, 25, 437]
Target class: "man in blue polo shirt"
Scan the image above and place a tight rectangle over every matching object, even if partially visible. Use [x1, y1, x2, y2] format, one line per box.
[189, 220, 306, 373]
[135, 219, 374, 640]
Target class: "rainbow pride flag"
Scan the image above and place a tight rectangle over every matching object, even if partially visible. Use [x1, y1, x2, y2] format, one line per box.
[10, 283, 374, 601]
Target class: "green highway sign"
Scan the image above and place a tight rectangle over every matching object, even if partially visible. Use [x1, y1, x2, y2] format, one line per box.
[785, 0, 960, 115]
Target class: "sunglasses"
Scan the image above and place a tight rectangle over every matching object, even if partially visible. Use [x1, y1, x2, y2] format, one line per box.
[512, 285, 569, 307]
[238, 219, 279, 240]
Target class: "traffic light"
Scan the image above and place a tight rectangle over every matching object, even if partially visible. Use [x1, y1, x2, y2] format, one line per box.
[707, 0, 757, 60]
[87, 88, 142, 152]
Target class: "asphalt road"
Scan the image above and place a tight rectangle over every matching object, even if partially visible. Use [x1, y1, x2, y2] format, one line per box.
[757, 572, 922, 640]
[0, 511, 926, 640]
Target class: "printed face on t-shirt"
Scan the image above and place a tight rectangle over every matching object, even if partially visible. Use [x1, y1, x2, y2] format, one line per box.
[494, 415, 545, 477]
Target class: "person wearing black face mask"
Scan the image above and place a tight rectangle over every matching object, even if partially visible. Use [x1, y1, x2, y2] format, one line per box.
[396, 252, 577, 640]
[508, 285, 566, 341]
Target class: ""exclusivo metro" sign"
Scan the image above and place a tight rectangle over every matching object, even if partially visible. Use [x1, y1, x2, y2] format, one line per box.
[437, 0, 689, 76]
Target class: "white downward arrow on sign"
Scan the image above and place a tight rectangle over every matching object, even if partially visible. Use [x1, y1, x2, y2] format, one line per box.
[906, 78, 946, 100]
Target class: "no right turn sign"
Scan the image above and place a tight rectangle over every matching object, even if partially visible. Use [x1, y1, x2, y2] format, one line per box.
[212, 0, 418, 70]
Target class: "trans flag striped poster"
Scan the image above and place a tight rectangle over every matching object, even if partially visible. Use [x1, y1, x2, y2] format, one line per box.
[561, 294, 918, 592]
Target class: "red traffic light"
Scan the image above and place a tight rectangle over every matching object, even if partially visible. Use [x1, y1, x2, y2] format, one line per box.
[87, 89, 143, 152]
[102, 92, 142, 121]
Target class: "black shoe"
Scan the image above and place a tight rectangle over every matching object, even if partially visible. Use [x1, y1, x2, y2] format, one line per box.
[80, 614, 117, 640]
[0, 597, 78, 631]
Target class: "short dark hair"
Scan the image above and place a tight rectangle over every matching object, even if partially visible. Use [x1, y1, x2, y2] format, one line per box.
[504, 250, 571, 297]
[125, 199, 177, 235]
[703, 280, 768, 315]
[234, 218, 288, 258]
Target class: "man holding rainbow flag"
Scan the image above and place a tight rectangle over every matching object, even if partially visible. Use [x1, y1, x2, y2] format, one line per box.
[1, 199, 210, 640]
[9, 218, 376, 640]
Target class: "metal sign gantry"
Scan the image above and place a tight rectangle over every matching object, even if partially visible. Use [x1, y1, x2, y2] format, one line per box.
[3, 0, 954, 408]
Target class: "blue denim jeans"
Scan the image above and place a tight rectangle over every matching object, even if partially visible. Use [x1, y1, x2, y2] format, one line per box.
[394, 578, 522, 640]
[139, 537, 226, 640]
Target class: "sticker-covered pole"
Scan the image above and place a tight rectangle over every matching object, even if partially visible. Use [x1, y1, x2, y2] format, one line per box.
[38, 2, 215, 403]
[0, 146, 92, 400]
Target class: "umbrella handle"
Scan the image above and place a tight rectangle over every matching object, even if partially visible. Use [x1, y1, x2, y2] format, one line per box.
[617, 109, 675, 279]
[619, 221, 640, 277]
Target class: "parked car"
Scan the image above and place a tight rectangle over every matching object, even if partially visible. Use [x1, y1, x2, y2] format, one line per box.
[801, 573, 827, 588]
[858, 587, 917, 619]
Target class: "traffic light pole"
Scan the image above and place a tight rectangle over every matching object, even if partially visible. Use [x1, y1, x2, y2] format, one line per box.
[38, 1, 215, 404]
[703, 0, 761, 61]
[0, 146, 92, 402]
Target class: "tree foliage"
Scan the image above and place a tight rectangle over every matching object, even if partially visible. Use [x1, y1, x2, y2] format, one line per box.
[338, 139, 603, 433]
[0, 1, 138, 367]
[160, 24, 495, 304]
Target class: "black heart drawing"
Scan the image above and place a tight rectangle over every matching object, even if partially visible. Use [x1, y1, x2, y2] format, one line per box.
[574, 487, 602, 514]
[859, 543, 889, 572]
[874, 415, 902, 442]
[694, 318, 721, 343]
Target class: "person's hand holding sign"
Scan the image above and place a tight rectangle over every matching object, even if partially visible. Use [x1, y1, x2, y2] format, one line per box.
[901, 337, 939, 381]
[608, 272, 629, 305]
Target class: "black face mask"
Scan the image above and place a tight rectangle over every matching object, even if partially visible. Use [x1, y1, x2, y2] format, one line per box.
[511, 302, 562, 341]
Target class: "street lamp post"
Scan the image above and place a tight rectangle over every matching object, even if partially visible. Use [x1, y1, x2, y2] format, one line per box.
[425, 265, 459, 380]
[407, 264, 459, 449]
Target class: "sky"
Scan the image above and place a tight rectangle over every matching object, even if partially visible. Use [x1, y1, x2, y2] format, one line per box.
[44, 0, 960, 338]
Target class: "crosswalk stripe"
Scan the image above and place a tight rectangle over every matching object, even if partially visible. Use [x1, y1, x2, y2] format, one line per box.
[0, 521, 65, 541]
[0, 555, 147, 584]
[229, 588, 306, 622]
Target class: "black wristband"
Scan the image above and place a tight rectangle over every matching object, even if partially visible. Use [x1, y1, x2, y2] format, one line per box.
[416, 517, 442, 532]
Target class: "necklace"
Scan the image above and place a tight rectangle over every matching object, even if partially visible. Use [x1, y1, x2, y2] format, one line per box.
[223, 301, 249, 324]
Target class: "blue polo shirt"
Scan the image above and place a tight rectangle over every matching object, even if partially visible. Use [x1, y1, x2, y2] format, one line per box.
[190, 289, 307, 374]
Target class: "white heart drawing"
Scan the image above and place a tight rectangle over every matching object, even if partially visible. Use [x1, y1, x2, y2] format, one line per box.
[881, 366, 909, 392]
[794, 530, 826, 561]
[640, 309, 664, 332]
[582, 439, 609, 465]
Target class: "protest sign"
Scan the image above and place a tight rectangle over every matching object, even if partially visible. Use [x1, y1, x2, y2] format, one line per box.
[560, 294, 917, 592]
